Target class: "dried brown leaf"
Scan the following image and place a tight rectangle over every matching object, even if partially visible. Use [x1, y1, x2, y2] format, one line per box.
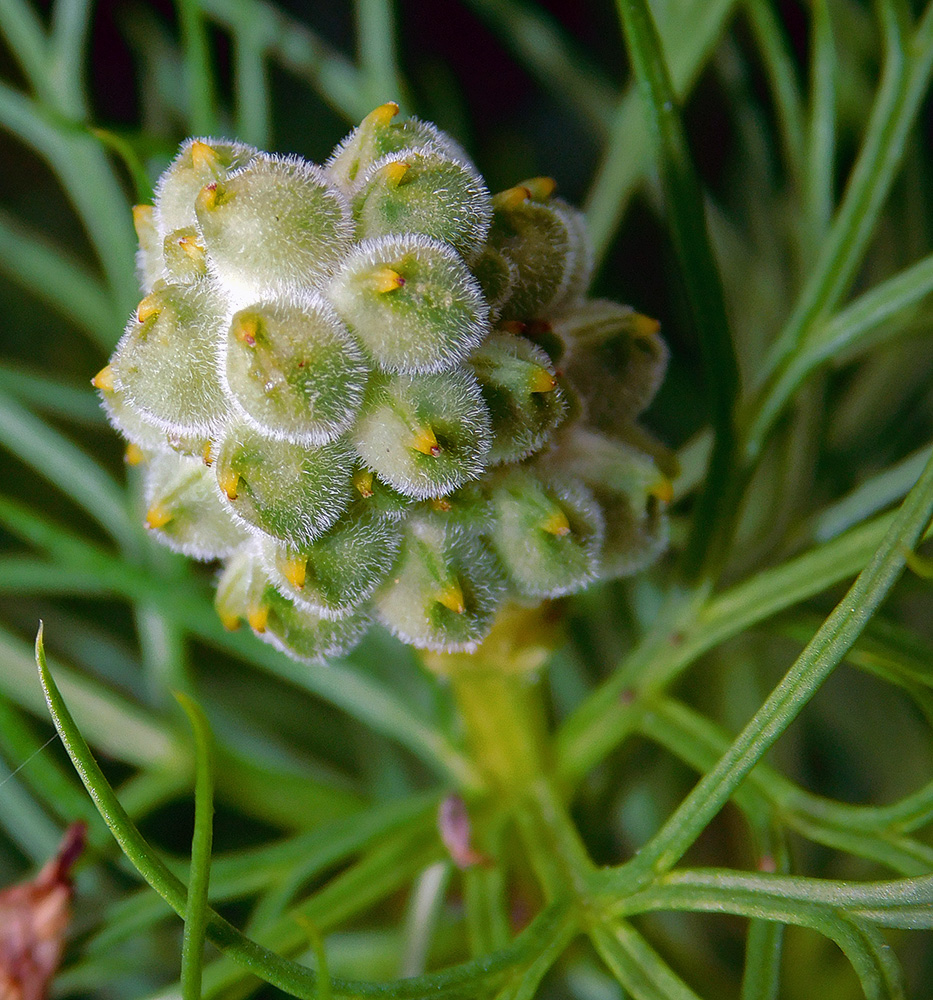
[0, 823, 86, 1000]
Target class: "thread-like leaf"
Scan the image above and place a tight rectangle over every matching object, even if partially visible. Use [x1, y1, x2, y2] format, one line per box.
[175, 692, 216, 1000]
[615, 0, 740, 581]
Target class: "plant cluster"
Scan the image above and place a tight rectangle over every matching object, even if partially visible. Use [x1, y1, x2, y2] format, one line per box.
[95, 103, 671, 659]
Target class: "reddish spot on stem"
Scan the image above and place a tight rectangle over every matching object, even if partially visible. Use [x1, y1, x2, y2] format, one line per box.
[438, 795, 490, 869]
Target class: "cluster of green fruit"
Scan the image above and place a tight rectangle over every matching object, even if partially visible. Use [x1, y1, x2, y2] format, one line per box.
[94, 103, 671, 660]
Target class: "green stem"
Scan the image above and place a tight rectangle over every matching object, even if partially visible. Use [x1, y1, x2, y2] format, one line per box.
[176, 693, 216, 1000]
[447, 664, 592, 904]
[449, 669, 544, 792]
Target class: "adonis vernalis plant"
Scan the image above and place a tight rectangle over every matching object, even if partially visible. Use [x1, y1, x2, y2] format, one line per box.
[2, 1, 933, 998]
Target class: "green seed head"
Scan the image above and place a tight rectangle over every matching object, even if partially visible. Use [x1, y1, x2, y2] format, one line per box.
[374, 518, 505, 653]
[215, 426, 354, 547]
[557, 300, 669, 433]
[470, 331, 566, 465]
[99, 106, 672, 661]
[259, 510, 402, 619]
[325, 102, 468, 191]
[154, 138, 257, 237]
[488, 470, 604, 598]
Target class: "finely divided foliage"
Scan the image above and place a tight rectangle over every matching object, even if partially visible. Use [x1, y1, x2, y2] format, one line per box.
[1, 1, 933, 999]
[96, 104, 671, 659]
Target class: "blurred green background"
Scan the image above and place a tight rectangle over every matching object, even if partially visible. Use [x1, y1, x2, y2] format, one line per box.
[1, 1, 933, 997]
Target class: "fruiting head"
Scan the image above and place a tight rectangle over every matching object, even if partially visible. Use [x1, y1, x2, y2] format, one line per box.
[97, 109, 672, 662]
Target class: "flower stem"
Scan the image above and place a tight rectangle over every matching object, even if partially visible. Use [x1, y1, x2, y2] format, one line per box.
[447, 659, 594, 904]
[449, 667, 545, 793]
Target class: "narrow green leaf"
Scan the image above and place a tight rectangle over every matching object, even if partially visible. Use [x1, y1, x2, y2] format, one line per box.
[184, 862, 572, 1000]
[0, 79, 138, 317]
[641, 698, 933, 876]
[602, 448, 933, 890]
[776, 612, 933, 730]
[464, 819, 511, 957]
[232, 29, 271, 147]
[0, 363, 107, 425]
[584, 0, 738, 263]
[557, 501, 915, 783]
[0, 623, 181, 769]
[786, 815, 933, 877]
[803, 0, 836, 245]
[0, 208, 118, 344]
[615, 866, 933, 930]
[261, 648, 482, 793]
[463, 0, 616, 135]
[817, 251, 933, 362]
[690, 514, 901, 660]
[137, 595, 191, 706]
[175, 692, 216, 1000]
[590, 919, 703, 1000]
[0, 392, 138, 553]
[494, 914, 576, 1000]
[750, 5, 933, 456]
[0, 0, 51, 102]
[198, 0, 368, 122]
[34, 623, 325, 998]
[306, 921, 332, 1000]
[89, 795, 436, 952]
[609, 880, 906, 999]
[615, 0, 740, 582]
[91, 126, 155, 202]
[0, 557, 111, 596]
[36, 623, 191, 904]
[809, 444, 933, 542]
[355, 0, 405, 112]
[753, 252, 933, 455]
[740, 899, 783, 1000]
[178, 0, 218, 134]
[48, 0, 92, 117]
[38, 625, 541, 999]
[745, 0, 806, 189]
[399, 862, 452, 977]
